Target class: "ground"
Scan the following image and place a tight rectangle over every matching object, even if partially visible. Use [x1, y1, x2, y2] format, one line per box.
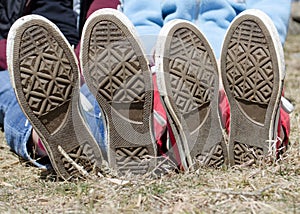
[0, 35, 299, 213]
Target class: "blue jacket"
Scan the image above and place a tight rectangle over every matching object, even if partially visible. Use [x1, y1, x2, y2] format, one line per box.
[120, 0, 291, 58]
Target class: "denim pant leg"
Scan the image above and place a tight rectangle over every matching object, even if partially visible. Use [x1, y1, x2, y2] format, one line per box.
[80, 84, 107, 158]
[0, 70, 47, 169]
[196, 0, 246, 59]
[197, 0, 291, 59]
[120, 0, 163, 58]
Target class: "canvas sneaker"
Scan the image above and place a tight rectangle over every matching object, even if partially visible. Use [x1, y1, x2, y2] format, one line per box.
[80, 9, 157, 175]
[7, 15, 105, 180]
[220, 9, 285, 165]
[155, 20, 228, 170]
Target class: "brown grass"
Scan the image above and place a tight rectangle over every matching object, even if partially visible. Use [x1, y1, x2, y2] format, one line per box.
[0, 34, 300, 213]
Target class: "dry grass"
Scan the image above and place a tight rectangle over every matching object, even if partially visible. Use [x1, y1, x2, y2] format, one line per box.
[0, 34, 300, 213]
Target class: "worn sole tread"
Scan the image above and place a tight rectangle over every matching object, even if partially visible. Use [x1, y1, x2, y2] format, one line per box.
[156, 20, 227, 169]
[8, 15, 104, 180]
[221, 10, 284, 165]
[81, 9, 156, 175]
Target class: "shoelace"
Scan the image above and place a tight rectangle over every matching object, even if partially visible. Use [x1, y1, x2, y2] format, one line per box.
[281, 96, 294, 114]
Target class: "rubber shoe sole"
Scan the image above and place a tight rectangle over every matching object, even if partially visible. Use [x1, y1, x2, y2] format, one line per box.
[155, 20, 228, 170]
[7, 15, 105, 180]
[220, 10, 285, 165]
[80, 9, 156, 175]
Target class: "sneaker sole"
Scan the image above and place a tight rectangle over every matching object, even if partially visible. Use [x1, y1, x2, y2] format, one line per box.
[220, 10, 285, 165]
[7, 15, 105, 180]
[155, 20, 228, 169]
[80, 9, 156, 175]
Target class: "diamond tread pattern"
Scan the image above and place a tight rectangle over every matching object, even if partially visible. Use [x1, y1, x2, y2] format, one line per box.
[225, 20, 274, 106]
[82, 15, 155, 175]
[169, 28, 214, 115]
[225, 20, 272, 165]
[233, 142, 264, 165]
[19, 25, 74, 125]
[161, 23, 227, 168]
[221, 15, 281, 165]
[196, 143, 225, 167]
[12, 20, 104, 180]
[88, 21, 145, 104]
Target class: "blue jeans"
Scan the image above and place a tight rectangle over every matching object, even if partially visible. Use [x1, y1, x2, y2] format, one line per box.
[80, 84, 107, 157]
[121, 0, 291, 58]
[0, 70, 106, 168]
